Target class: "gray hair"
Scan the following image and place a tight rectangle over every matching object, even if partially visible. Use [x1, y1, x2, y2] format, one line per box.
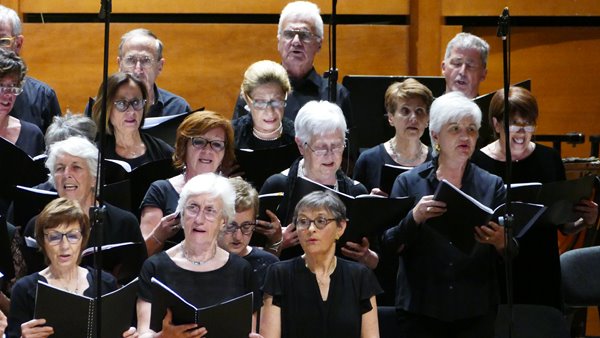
[293, 191, 346, 224]
[118, 28, 163, 60]
[241, 60, 291, 99]
[45, 113, 98, 149]
[278, 1, 324, 38]
[429, 91, 481, 152]
[444, 32, 490, 68]
[294, 100, 347, 144]
[228, 177, 259, 216]
[46, 136, 99, 188]
[177, 173, 236, 224]
[0, 5, 21, 35]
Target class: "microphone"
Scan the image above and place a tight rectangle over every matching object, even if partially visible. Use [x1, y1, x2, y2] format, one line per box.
[497, 7, 510, 38]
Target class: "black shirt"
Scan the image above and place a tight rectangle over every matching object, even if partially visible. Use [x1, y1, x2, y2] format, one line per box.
[10, 76, 61, 134]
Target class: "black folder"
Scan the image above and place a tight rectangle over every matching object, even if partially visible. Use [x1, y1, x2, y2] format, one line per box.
[12, 185, 58, 229]
[149, 277, 253, 338]
[289, 177, 415, 244]
[0, 137, 48, 194]
[235, 143, 300, 191]
[102, 158, 178, 213]
[249, 192, 285, 247]
[431, 179, 546, 254]
[141, 110, 195, 147]
[34, 277, 138, 338]
[379, 163, 413, 195]
[80, 242, 146, 284]
[0, 215, 14, 281]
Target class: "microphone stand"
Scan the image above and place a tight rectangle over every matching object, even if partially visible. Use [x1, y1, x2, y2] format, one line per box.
[497, 7, 515, 338]
[325, 0, 338, 104]
[91, 1, 112, 337]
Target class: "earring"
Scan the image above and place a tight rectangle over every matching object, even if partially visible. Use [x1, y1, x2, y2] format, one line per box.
[434, 143, 441, 152]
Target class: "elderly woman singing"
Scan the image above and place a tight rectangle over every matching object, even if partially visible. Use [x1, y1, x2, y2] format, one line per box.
[383, 91, 510, 338]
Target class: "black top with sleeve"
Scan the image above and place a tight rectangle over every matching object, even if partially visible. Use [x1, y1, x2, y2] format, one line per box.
[259, 158, 368, 259]
[137, 251, 262, 312]
[244, 247, 279, 291]
[232, 114, 296, 150]
[263, 256, 382, 338]
[15, 119, 45, 157]
[471, 143, 565, 309]
[353, 143, 433, 192]
[139, 179, 184, 249]
[233, 68, 353, 127]
[103, 132, 174, 169]
[383, 159, 506, 321]
[6, 267, 117, 338]
[10, 76, 61, 134]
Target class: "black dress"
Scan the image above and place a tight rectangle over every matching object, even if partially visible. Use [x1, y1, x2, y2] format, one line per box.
[263, 256, 382, 338]
[243, 247, 279, 291]
[15, 119, 45, 157]
[6, 267, 117, 338]
[471, 143, 565, 310]
[353, 143, 433, 192]
[103, 132, 174, 169]
[138, 251, 262, 312]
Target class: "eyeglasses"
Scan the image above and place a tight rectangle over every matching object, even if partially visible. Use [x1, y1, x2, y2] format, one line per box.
[0, 86, 23, 95]
[224, 221, 256, 235]
[185, 204, 220, 221]
[447, 58, 483, 71]
[508, 124, 536, 133]
[44, 230, 83, 245]
[122, 55, 155, 69]
[295, 216, 337, 230]
[250, 98, 286, 110]
[0, 36, 15, 48]
[189, 136, 226, 152]
[304, 141, 346, 156]
[281, 29, 319, 43]
[114, 99, 146, 112]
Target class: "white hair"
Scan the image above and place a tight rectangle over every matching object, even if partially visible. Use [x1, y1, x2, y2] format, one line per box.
[0, 5, 21, 35]
[294, 100, 347, 144]
[278, 1, 324, 38]
[45, 136, 99, 188]
[177, 173, 236, 223]
[444, 32, 490, 68]
[429, 91, 481, 150]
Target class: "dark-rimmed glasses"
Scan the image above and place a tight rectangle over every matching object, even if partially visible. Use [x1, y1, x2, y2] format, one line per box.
[44, 229, 83, 245]
[224, 221, 256, 235]
[304, 141, 346, 156]
[508, 124, 536, 133]
[114, 99, 146, 112]
[281, 29, 319, 43]
[295, 216, 337, 230]
[190, 136, 226, 152]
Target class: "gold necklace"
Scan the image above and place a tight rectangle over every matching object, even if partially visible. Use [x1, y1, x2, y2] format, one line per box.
[388, 138, 424, 164]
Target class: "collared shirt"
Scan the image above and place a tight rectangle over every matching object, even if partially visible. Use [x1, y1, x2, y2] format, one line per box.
[383, 159, 506, 321]
[10, 76, 61, 134]
[233, 68, 353, 127]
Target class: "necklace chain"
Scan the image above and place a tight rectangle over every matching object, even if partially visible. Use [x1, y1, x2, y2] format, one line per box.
[388, 138, 424, 164]
[54, 268, 80, 294]
[182, 246, 217, 266]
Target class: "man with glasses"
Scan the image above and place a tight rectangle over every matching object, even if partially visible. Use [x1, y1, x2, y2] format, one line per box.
[0, 5, 61, 133]
[218, 177, 279, 290]
[232, 1, 352, 126]
[85, 28, 190, 118]
[442, 32, 490, 99]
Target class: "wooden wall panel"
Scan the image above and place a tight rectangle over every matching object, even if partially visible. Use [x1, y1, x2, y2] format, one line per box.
[20, 0, 409, 15]
[20, 23, 408, 119]
[442, 0, 600, 16]
[471, 26, 600, 157]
